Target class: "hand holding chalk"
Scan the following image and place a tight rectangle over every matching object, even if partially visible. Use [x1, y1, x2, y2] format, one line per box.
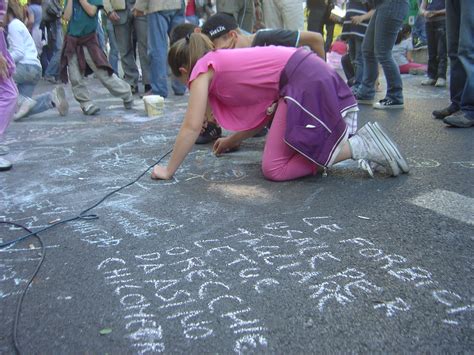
[151, 165, 172, 180]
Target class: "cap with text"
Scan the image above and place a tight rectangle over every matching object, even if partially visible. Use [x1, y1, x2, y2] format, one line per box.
[202, 12, 238, 40]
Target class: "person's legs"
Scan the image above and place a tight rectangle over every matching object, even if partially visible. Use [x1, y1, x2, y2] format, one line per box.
[434, 20, 447, 80]
[114, 16, 140, 89]
[356, 9, 378, 100]
[399, 62, 427, 74]
[67, 52, 95, 111]
[83, 47, 132, 103]
[307, 5, 326, 34]
[134, 14, 150, 90]
[425, 21, 438, 80]
[236, 0, 254, 33]
[373, 0, 408, 104]
[353, 36, 364, 89]
[23, 92, 54, 116]
[147, 11, 171, 97]
[13, 63, 41, 98]
[278, 0, 304, 30]
[457, 0, 474, 118]
[445, 0, 462, 110]
[44, 20, 64, 80]
[262, 99, 318, 181]
[0, 79, 18, 135]
[106, 20, 119, 74]
[262, 0, 283, 29]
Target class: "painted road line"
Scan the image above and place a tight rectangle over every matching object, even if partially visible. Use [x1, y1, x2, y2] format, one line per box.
[410, 189, 474, 226]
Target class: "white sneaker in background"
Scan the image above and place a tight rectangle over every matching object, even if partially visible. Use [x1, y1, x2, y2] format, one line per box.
[421, 78, 436, 86]
[435, 78, 446, 87]
[13, 96, 37, 121]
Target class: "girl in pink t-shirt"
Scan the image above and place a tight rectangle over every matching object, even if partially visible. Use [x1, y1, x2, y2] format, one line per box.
[151, 33, 409, 181]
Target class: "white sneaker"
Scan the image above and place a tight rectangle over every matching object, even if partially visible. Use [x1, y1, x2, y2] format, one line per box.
[13, 96, 37, 120]
[369, 122, 409, 173]
[349, 123, 400, 176]
[0, 157, 12, 171]
[51, 86, 69, 116]
[435, 78, 446, 87]
[421, 78, 436, 86]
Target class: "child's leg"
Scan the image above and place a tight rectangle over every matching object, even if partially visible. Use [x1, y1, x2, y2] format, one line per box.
[0, 80, 18, 135]
[68, 53, 94, 110]
[262, 99, 319, 181]
[83, 47, 132, 102]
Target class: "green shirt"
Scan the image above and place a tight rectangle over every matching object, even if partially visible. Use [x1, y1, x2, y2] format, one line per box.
[66, 0, 103, 37]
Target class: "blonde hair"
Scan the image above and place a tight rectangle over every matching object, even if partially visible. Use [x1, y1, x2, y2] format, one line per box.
[168, 32, 214, 78]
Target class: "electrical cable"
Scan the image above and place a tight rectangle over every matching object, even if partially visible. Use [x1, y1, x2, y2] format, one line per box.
[0, 147, 173, 353]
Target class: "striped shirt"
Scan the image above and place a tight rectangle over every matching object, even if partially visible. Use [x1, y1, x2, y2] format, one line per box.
[341, 0, 372, 39]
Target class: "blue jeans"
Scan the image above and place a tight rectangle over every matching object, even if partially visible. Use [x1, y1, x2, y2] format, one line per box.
[413, 13, 427, 44]
[147, 6, 184, 97]
[44, 20, 63, 80]
[446, 0, 474, 118]
[357, 0, 409, 103]
[348, 36, 364, 90]
[14, 63, 53, 116]
[106, 20, 119, 74]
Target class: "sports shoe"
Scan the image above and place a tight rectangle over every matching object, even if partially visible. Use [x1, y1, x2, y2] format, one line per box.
[51, 86, 69, 116]
[421, 78, 436, 86]
[14, 96, 37, 120]
[370, 122, 409, 173]
[0, 157, 12, 171]
[373, 98, 404, 110]
[443, 111, 474, 128]
[432, 104, 459, 120]
[435, 78, 446, 87]
[195, 122, 222, 144]
[82, 104, 100, 116]
[349, 123, 400, 176]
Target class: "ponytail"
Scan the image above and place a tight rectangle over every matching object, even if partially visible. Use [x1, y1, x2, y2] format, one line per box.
[168, 32, 214, 79]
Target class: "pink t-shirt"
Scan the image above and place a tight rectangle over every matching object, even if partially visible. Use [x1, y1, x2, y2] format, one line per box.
[189, 46, 296, 131]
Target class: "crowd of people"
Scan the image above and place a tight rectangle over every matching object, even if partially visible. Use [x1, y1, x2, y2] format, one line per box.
[0, 0, 472, 177]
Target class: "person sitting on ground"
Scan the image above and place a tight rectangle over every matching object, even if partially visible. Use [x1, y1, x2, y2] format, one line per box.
[4, 0, 68, 120]
[150, 33, 409, 182]
[392, 24, 428, 76]
[60, 0, 133, 115]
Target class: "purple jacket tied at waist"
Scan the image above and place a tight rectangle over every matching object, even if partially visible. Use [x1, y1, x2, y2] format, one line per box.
[60, 32, 113, 84]
[280, 48, 357, 167]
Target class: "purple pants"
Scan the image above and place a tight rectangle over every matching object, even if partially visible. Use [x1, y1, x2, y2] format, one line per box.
[0, 30, 18, 135]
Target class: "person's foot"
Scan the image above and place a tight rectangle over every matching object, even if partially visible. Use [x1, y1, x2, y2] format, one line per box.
[14, 96, 37, 120]
[349, 123, 402, 176]
[373, 98, 404, 110]
[435, 78, 446, 87]
[195, 122, 222, 144]
[123, 98, 134, 110]
[82, 104, 100, 116]
[370, 122, 409, 173]
[443, 111, 474, 128]
[51, 86, 69, 116]
[421, 78, 436, 86]
[0, 157, 12, 171]
[432, 104, 459, 120]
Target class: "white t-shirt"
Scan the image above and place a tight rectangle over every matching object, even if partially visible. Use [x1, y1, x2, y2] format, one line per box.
[392, 38, 413, 67]
[7, 18, 41, 67]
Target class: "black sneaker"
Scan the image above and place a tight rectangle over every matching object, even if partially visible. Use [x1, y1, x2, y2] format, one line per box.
[432, 104, 459, 120]
[195, 122, 222, 144]
[373, 98, 404, 110]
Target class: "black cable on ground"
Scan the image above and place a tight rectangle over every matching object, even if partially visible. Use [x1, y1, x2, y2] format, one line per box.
[0, 148, 173, 353]
[0, 221, 45, 355]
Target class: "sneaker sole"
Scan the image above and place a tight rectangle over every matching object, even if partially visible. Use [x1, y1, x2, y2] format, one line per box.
[370, 122, 409, 173]
[362, 123, 400, 176]
[373, 103, 404, 110]
[55, 87, 69, 116]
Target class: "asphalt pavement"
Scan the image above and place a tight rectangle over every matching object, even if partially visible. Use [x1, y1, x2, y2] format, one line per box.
[0, 73, 473, 353]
